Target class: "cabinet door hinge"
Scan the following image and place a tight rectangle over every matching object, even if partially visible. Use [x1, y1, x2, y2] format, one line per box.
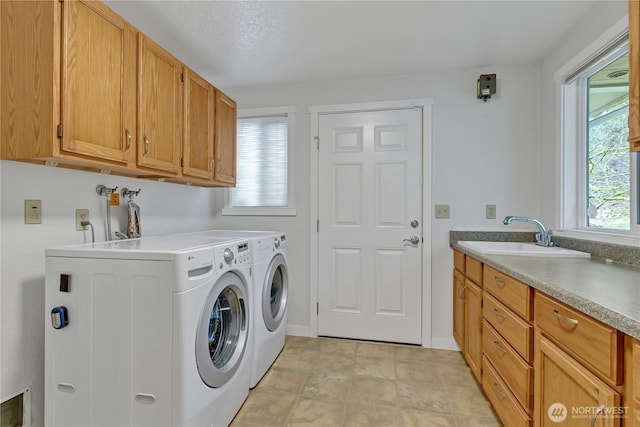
[314, 135, 319, 150]
[316, 219, 319, 232]
[57, 124, 63, 138]
[317, 302, 319, 315]
[181, 73, 184, 83]
[180, 158, 184, 167]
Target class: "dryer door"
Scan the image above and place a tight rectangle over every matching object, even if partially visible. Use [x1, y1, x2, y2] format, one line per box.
[196, 271, 249, 388]
[262, 254, 288, 331]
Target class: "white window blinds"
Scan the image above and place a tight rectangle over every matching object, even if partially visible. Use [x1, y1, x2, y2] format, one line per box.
[231, 115, 289, 207]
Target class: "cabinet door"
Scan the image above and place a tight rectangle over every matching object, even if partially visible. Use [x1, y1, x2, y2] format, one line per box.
[61, 0, 135, 164]
[630, 0, 640, 151]
[214, 91, 237, 185]
[453, 269, 465, 351]
[138, 35, 181, 174]
[534, 335, 621, 427]
[183, 67, 214, 180]
[464, 280, 482, 383]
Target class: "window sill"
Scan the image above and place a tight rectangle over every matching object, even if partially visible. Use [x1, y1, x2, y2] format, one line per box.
[221, 207, 297, 217]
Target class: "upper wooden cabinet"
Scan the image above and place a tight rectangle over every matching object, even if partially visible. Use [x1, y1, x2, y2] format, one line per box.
[1, 0, 237, 186]
[137, 35, 182, 175]
[214, 92, 237, 185]
[182, 67, 215, 181]
[631, 0, 640, 151]
[1, 0, 137, 173]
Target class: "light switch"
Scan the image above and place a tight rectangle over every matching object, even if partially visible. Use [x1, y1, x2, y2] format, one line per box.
[486, 204, 496, 219]
[24, 200, 42, 224]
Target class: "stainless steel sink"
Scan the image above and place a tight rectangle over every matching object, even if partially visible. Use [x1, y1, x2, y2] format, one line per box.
[457, 241, 590, 258]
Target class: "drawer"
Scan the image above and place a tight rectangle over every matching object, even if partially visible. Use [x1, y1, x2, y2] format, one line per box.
[484, 292, 533, 362]
[453, 250, 465, 273]
[482, 356, 531, 427]
[466, 256, 483, 286]
[482, 321, 532, 412]
[535, 291, 623, 385]
[484, 265, 532, 321]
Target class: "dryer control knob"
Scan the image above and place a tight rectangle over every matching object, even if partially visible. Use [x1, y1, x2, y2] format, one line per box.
[223, 248, 234, 264]
[274, 237, 281, 249]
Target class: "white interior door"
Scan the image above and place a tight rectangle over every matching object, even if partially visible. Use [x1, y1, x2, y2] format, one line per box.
[317, 108, 423, 344]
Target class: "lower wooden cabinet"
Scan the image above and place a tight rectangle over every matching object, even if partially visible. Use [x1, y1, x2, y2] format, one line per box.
[464, 279, 483, 383]
[534, 334, 621, 427]
[483, 356, 532, 427]
[453, 268, 465, 350]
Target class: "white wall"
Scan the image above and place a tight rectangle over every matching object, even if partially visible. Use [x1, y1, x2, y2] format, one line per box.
[538, 1, 628, 228]
[217, 64, 542, 348]
[0, 161, 217, 425]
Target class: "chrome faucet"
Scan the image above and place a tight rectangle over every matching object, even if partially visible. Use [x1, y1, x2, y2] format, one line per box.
[503, 216, 553, 247]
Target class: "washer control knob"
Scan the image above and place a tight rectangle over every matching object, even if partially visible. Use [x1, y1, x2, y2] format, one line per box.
[223, 248, 234, 264]
[274, 237, 281, 249]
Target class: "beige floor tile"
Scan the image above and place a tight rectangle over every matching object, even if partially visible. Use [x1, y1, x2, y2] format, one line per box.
[356, 342, 396, 359]
[233, 389, 297, 426]
[287, 397, 345, 426]
[319, 338, 358, 356]
[285, 335, 323, 351]
[455, 416, 503, 427]
[354, 355, 395, 380]
[348, 377, 397, 406]
[273, 346, 317, 371]
[302, 371, 352, 400]
[313, 352, 355, 375]
[256, 366, 309, 393]
[449, 385, 498, 418]
[344, 403, 399, 427]
[432, 349, 466, 365]
[398, 409, 456, 427]
[394, 346, 440, 363]
[396, 380, 451, 414]
[437, 363, 478, 390]
[395, 359, 440, 383]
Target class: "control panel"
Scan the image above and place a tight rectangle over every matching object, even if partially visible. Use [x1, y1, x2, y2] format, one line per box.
[214, 241, 251, 271]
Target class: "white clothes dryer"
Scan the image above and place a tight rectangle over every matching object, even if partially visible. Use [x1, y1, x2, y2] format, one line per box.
[44, 234, 252, 427]
[190, 230, 289, 387]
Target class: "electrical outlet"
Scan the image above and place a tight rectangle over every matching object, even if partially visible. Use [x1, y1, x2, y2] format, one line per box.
[76, 209, 90, 230]
[486, 204, 497, 219]
[24, 200, 42, 224]
[434, 204, 450, 219]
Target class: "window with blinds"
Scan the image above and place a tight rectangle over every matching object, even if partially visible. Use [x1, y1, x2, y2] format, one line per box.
[224, 106, 296, 215]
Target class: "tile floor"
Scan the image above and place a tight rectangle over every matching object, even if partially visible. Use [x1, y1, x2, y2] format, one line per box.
[231, 336, 502, 427]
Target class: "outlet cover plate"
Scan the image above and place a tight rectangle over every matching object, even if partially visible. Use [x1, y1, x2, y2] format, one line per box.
[486, 204, 497, 219]
[76, 209, 90, 230]
[434, 204, 450, 219]
[24, 200, 42, 224]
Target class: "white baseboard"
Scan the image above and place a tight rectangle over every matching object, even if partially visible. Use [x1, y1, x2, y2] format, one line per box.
[430, 337, 460, 351]
[286, 324, 311, 337]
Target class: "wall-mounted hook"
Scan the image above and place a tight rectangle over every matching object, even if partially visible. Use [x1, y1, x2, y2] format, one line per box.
[96, 185, 118, 197]
[121, 187, 141, 199]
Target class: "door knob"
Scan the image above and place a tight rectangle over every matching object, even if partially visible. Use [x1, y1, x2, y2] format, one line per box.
[403, 236, 420, 245]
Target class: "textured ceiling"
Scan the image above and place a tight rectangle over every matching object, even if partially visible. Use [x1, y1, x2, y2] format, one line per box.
[105, 1, 603, 90]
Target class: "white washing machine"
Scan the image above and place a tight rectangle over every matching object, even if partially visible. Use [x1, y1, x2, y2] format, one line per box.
[190, 230, 289, 387]
[44, 234, 253, 427]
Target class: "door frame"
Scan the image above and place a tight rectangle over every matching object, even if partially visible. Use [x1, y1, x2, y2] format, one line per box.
[309, 98, 434, 347]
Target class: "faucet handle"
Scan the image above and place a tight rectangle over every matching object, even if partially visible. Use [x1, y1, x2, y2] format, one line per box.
[535, 232, 554, 247]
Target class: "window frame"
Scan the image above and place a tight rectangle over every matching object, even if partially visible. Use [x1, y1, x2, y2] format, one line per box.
[222, 105, 297, 216]
[555, 16, 640, 245]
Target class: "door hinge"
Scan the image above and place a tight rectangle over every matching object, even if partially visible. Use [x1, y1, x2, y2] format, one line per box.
[57, 124, 63, 138]
[181, 73, 184, 83]
[314, 135, 319, 150]
[316, 219, 319, 232]
[180, 158, 184, 167]
[317, 302, 319, 315]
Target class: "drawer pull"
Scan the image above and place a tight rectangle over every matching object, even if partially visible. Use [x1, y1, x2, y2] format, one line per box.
[494, 276, 506, 287]
[492, 382, 507, 399]
[589, 405, 605, 427]
[457, 282, 465, 298]
[493, 308, 506, 321]
[143, 135, 150, 156]
[493, 341, 507, 354]
[553, 309, 579, 326]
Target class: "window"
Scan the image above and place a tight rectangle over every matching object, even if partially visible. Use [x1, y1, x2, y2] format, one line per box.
[223, 106, 296, 216]
[558, 27, 639, 242]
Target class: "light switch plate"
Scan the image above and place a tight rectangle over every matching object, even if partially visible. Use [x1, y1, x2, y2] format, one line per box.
[434, 204, 450, 219]
[486, 204, 496, 219]
[24, 199, 42, 224]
